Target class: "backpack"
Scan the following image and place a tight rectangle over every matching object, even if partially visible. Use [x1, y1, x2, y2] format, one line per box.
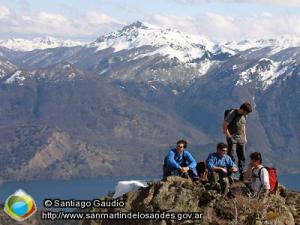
[196, 160, 208, 181]
[224, 108, 238, 120]
[252, 167, 278, 194]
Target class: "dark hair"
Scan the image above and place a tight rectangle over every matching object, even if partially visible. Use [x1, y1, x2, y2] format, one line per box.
[217, 142, 228, 150]
[240, 102, 253, 113]
[177, 139, 188, 148]
[250, 152, 262, 164]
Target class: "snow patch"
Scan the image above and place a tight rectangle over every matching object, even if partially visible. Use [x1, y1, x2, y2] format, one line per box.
[113, 180, 148, 198]
[0, 69, 6, 78]
[198, 59, 214, 76]
[172, 90, 179, 95]
[5, 70, 25, 85]
[235, 59, 289, 90]
[150, 85, 157, 90]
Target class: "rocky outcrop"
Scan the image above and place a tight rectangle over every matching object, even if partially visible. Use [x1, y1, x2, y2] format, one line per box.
[0, 177, 299, 225]
[85, 177, 296, 225]
[286, 191, 300, 225]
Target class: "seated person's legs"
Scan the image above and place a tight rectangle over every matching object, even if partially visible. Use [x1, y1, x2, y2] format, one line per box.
[208, 172, 221, 192]
[221, 177, 230, 195]
[187, 167, 199, 180]
[208, 172, 219, 185]
[163, 163, 181, 178]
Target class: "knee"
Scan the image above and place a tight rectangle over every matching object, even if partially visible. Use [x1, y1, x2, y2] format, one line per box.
[222, 177, 230, 185]
[163, 165, 178, 176]
[210, 172, 219, 181]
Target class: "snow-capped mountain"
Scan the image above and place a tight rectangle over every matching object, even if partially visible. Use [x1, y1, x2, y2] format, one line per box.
[89, 21, 216, 63]
[87, 23, 299, 89]
[0, 36, 84, 51]
[0, 21, 299, 90]
[222, 35, 300, 54]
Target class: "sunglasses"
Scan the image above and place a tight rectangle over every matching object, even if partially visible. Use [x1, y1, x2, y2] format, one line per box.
[220, 149, 227, 152]
[177, 145, 185, 149]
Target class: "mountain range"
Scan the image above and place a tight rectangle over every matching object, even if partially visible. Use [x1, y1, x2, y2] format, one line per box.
[0, 36, 84, 51]
[0, 21, 299, 182]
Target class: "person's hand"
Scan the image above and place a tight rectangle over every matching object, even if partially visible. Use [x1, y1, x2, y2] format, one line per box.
[230, 167, 238, 173]
[181, 167, 189, 173]
[227, 133, 233, 140]
[221, 168, 228, 174]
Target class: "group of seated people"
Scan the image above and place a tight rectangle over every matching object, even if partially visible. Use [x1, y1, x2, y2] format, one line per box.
[163, 139, 271, 200]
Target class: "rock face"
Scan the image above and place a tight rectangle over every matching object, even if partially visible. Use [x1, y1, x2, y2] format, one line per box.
[0, 177, 299, 225]
[85, 177, 296, 225]
[286, 191, 300, 225]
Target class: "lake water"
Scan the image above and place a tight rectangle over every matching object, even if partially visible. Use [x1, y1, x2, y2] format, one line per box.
[0, 174, 299, 207]
[0, 176, 158, 207]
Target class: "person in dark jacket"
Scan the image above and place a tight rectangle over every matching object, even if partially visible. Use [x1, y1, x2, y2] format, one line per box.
[163, 139, 198, 180]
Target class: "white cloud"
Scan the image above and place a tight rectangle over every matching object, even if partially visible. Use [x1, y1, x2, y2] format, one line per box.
[85, 11, 123, 25]
[147, 14, 196, 34]
[0, 5, 10, 19]
[146, 12, 300, 42]
[38, 11, 69, 28]
[0, 5, 124, 40]
[1, 3, 299, 42]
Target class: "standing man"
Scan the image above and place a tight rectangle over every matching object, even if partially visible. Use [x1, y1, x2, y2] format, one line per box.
[206, 142, 238, 196]
[223, 102, 252, 181]
[163, 139, 198, 180]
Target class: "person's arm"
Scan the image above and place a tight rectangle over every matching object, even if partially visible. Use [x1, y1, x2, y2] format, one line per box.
[223, 121, 232, 138]
[244, 124, 247, 143]
[223, 112, 235, 138]
[259, 168, 270, 201]
[227, 157, 238, 173]
[166, 150, 181, 170]
[185, 151, 197, 169]
[206, 155, 227, 173]
[261, 168, 270, 191]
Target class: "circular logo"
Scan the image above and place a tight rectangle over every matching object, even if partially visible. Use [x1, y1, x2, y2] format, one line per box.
[4, 189, 37, 221]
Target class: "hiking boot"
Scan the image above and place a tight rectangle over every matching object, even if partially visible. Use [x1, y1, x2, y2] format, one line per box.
[222, 178, 230, 196]
[194, 180, 203, 186]
[181, 172, 189, 179]
[228, 176, 234, 184]
[214, 183, 222, 193]
[239, 173, 244, 181]
[192, 177, 200, 183]
[204, 183, 211, 190]
[227, 191, 236, 199]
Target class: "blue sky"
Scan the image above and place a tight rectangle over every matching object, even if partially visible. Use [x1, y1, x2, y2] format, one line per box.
[0, 0, 299, 41]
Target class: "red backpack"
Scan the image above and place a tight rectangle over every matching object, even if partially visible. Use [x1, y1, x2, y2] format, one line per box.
[254, 167, 278, 193]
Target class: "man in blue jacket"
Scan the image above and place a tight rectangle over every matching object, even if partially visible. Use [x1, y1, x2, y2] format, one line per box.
[206, 142, 238, 195]
[163, 139, 198, 180]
